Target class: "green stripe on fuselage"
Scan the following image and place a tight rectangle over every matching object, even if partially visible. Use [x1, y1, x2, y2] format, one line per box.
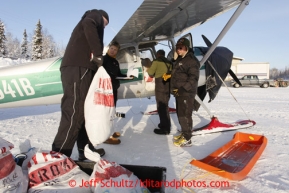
[0, 63, 143, 104]
[0, 60, 63, 104]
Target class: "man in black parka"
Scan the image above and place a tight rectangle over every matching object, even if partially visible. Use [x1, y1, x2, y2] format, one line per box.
[52, 9, 109, 160]
[171, 38, 200, 147]
[102, 41, 126, 144]
[103, 41, 127, 106]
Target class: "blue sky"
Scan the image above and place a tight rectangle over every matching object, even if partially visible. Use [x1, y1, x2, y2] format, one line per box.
[1, 0, 288, 69]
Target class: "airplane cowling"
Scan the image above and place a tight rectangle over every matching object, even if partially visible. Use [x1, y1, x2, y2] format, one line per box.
[195, 46, 233, 110]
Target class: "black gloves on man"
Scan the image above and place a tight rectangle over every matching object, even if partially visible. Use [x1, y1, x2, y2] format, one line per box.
[90, 54, 103, 67]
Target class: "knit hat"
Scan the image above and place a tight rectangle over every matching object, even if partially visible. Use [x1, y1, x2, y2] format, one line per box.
[176, 38, 190, 48]
[99, 10, 109, 23]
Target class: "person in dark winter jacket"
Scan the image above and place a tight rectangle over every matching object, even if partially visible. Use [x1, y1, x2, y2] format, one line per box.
[103, 41, 127, 106]
[52, 9, 109, 161]
[102, 41, 125, 144]
[147, 49, 172, 135]
[102, 41, 133, 144]
[171, 37, 200, 147]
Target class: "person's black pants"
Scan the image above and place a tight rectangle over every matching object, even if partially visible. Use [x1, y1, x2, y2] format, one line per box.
[175, 95, 195, 140]
[52, 66, 95, 157]
[155, 78, 171, 132]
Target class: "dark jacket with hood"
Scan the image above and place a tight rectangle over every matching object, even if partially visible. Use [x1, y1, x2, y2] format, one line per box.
[61, 9, 104, 71]
[171, 51, 200, 96]
[103, 53, 126, 90]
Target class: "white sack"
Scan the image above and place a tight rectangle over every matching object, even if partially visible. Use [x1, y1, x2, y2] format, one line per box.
[89, 158, 150, 193]
[27, 150, 91, 193]
[0, 137, 26, 193]
[85, 66, 115, 147]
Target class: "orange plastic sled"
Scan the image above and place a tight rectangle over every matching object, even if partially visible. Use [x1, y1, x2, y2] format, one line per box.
[190, 132, 267, 181]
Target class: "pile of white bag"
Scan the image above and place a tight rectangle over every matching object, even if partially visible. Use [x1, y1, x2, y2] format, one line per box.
[26, 150, 91, 193]
[0, 138, 26, 193]
[0, 66, 151, 193]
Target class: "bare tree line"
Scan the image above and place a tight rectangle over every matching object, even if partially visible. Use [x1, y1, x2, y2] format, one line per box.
[0, 19, 65, 60]
[270, 67, 289, 80]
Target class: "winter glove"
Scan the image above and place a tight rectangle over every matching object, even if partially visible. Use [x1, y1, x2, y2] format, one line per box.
[162, 73, 171, 81]
[90, 54, 103, 67]
[172, 89, 179, 97]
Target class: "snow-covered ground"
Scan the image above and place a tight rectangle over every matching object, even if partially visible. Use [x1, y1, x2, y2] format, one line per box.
[1, 58, 289, 192]
[0, 57, 30, 68]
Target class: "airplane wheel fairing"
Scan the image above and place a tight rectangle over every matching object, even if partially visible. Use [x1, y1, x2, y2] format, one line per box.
[234, 83, 240, 88]
[262, 83, 269, 88]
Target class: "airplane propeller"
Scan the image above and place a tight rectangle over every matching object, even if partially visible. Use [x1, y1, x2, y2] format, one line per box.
[202, 34, 213, 47]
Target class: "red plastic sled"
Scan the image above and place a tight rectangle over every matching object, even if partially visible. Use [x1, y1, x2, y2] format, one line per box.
[190, 132, 267, 180]
[192, 117, 256, 135]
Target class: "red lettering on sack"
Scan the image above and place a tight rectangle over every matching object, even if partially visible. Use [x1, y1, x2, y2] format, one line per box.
[94, 93, 114, 107]
[42, 152, 49, 162]
[1, 147, 6, 154]
[99, 78, 103, 89]
[1, 146, 13, 154]
[0, 154, 16, 179]
[94, 78, 114, 107]
[1, 139, 14, 154]
[28, 157, 77, 188]
[50, 165, 60, 176]
[31, 154, 38, 165]
[93, 159, 132, 183]
[28, 151, 63, 169]
[98, 78, 112, 90]
[38, 168, 48, 182]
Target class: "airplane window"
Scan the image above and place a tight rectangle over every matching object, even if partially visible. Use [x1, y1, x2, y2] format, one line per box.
[139, 49, 153, 61]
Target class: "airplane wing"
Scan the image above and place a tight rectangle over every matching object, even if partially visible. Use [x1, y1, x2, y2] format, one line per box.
[113, 0, 243, 47]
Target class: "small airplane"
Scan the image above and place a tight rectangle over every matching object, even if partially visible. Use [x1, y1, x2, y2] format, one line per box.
[0, 0, 251, 131]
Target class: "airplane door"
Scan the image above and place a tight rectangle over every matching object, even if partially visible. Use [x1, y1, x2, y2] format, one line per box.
[139, 48, 155, 95]
[116, 46, 150, 99]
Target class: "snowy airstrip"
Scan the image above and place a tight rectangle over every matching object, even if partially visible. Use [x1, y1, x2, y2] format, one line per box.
[1, 58, 289, 193]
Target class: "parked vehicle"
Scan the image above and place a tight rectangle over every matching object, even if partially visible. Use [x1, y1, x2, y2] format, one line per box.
[231, 75, 275, 88]
[274, 78, 289, 87]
